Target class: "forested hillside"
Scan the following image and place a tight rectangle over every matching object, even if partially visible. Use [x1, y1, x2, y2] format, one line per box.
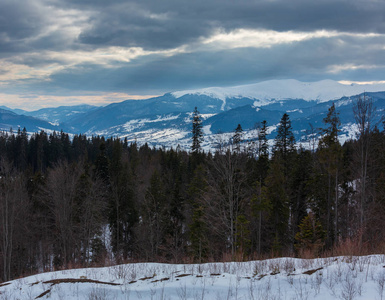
[0, 97, 384, 283]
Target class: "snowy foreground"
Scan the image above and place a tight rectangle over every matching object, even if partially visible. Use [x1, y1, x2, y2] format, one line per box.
[2, 256, 385, 299]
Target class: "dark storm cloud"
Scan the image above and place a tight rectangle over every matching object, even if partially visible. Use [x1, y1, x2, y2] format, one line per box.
[0, 1, 44, 54]
[0, 1, 42, 39]
[0, 0, 87, 57]
[2, 0, 384, 55]
[66, 0, 385, 50]
[19, 33, 385, 96]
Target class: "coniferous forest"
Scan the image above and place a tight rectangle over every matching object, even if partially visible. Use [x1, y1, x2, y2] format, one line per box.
[1, 97, 385, 282]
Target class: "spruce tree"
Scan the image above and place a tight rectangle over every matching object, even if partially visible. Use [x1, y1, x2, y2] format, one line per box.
[108, 140, 138, 259]
[252, 121, 270, 254]
[273, 113, 296, 182]
[189, 206, 208, 262]
[232, 124, 243, 152]
[188, 165, 208, 262]
[191, 107, 203, 153]
[288, 148, 312, 250]
[262, 159, 290, 252]
[143, 170, 167, 259]
[258, 120, 269, 160]
[273, 113, 296, 160]
[318, 102, 342, 246]
[294, 212, 325, 256]
[320, 103, 340, 148]
[95, 142, 110, 185]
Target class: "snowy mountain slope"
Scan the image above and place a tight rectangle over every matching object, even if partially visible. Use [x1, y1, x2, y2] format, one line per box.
[52, 91, 385, 151]
[58, 80, 385, 144]
[62, 94, 255, 134]
[2, 255, 385, 299]
[2, 80, 385, 150]
[206, 105, 284, 133]
[23, 104, 98, 125]
[87, 112, 192, 146]
[172, 79, 385, 104]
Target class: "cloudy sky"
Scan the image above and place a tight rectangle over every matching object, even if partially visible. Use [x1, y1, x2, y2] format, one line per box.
[1, 0, 385, 110]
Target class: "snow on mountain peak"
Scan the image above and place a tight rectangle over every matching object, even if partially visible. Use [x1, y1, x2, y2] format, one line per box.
[172, 79, 385, 104]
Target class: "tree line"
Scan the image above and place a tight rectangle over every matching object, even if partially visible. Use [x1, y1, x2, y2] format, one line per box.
[0, 97, 384, 282]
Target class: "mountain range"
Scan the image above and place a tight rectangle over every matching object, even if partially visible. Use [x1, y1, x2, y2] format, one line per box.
[1, 79, 385, 150]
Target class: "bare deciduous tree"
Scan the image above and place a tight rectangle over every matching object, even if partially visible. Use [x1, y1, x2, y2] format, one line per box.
[43, 161, 82, 268]
[0, 159, 29, 281]
[203, 147, 249, 257]
[352, 94, 380, 242]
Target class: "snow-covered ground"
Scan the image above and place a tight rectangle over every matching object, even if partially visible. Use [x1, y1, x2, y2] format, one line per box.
[2, 255, 385, 299]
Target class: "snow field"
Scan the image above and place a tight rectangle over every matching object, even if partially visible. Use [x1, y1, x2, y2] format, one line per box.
[2, 255, 385, 299]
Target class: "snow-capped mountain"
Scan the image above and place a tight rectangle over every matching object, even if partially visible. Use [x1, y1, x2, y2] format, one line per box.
[1, 79, 385, 150]
[172, 79, 385, 106]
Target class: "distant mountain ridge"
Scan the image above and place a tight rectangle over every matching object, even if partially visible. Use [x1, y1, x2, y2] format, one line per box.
[23, 104, 99, 125]
[0, 79, 384, 150]
[172, 79, 385, 104]
[0, 108, 59, 133]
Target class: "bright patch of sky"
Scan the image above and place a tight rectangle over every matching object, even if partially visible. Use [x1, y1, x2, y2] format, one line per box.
[202, 29, 342, 49]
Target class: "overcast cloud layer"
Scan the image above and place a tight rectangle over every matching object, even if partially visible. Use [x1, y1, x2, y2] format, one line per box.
[1, 0, 385, 109]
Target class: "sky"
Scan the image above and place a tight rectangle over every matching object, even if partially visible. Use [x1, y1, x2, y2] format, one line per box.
[1, 0, 385, 110]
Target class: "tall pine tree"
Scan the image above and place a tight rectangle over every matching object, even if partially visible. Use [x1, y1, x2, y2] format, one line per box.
[232, 124, 243, 152]
[258, 120, 269, 160]
[191, 107, 204, 153]
[316, 103, 342, 246]
[273, 113, 296, 161]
